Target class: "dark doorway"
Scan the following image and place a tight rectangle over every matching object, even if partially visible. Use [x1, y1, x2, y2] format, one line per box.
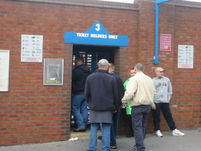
[73, 45, 118, 73]
[71, 44, 118, 130]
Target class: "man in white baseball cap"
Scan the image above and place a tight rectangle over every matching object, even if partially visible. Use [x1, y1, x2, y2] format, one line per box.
[153, 67, 185, 137]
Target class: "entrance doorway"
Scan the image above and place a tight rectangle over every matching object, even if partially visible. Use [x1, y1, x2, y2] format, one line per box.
[71, 44, 118, 131]
[72, 45, 118, 73]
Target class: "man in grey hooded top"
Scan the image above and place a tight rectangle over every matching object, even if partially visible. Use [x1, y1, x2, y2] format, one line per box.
[153, 67, 185, 137]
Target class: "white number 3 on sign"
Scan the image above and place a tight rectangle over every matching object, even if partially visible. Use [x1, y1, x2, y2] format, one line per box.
[95, 24, 100, 31]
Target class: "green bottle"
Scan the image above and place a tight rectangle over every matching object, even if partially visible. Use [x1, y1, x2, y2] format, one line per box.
[126, 101, 132, 115]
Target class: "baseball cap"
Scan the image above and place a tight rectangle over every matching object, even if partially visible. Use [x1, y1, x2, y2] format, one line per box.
[97, 59, 110, 66]
[155, 67, 165, 72]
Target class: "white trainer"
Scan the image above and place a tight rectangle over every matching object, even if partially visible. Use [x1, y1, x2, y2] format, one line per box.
[155, 130, 163, 137]
[172, 129, 185, 136]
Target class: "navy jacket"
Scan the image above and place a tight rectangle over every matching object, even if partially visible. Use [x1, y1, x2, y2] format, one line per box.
[72, 64, 90, 94]
[85, 70, 118, 111]
[110, 72, 124, 108]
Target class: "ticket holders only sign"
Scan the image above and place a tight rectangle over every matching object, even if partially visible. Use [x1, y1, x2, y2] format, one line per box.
[64, 20, 128, 47]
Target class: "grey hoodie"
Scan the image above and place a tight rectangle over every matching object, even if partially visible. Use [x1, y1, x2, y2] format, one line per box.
[152, 76, 172, 103]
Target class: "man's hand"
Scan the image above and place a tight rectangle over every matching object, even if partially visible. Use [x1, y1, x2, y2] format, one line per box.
[152, 104, 156, 110]
[122, 103, 127, 109]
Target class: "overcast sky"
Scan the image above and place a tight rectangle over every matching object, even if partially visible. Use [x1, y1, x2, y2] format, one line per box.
[186, 0, 201, 2]
[185, 0, 201, 3]
[98, 0, 134, 3]
[184, 0, 201, 2]
[99, 0, 201, 3]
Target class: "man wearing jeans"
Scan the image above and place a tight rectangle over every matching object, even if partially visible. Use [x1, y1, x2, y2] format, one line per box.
[122, 63, 155, 151]
[108, 63, 124, 149]
[85, 59, 118, 151]
[72, 57, 90, 132]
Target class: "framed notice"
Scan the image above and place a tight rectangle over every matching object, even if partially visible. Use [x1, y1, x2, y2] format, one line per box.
[0, 50, 10, 91]
[43, 58, 64, 85]
[178, 45, 194, 69]
[21, 34, 43, 62]
[160, 34, 171, 51]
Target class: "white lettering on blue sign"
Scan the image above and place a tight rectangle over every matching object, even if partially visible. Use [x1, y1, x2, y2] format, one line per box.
[76, 33, 89, 37]
[64, 20, 128, 46]
[109, 35, 118, 39]
[90, 34, 107, 39]
[76, 33, 117, 39]
[95, 24, 100, 31]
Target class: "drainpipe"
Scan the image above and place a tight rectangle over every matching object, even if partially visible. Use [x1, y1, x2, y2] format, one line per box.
[152, 0, 169, 64]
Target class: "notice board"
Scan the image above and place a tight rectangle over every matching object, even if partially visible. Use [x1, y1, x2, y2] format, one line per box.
[43, 58, 64, 85]
[178, 45, 194, 69]
[21, 34, 43, 62]
[0, 50, 10, 91]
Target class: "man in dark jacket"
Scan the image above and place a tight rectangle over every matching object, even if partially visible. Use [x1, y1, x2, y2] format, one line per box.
[85, 59, 118, 151]
[72, 57, 90, 132]
[108, 63, 124, 149]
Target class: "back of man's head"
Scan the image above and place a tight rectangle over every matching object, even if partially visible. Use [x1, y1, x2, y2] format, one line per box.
[108, 63, 115, 73]
[135, 63, 144, 72]
[97, 59, 110, 69]
[75, 57, 84, 65]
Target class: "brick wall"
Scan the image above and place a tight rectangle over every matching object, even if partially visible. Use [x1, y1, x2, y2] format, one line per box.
[0, 0, 138, 145]
[0, 0, 73, 145]
[0, 0, 200, 145]
[137, 1, 201, 132]
[172, 5, 201, 128]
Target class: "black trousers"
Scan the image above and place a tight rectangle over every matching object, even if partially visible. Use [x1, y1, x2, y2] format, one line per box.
[153, 103, 176, 131]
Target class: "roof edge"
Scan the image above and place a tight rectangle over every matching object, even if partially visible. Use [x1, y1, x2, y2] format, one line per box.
[138, 0, 201, 9]
[8, 0, 139, 11]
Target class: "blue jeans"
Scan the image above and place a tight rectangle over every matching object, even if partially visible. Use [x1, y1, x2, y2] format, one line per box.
[110, 108, 121, 145]
[71, 94, 88, 128]
[89, 123, 111, 151]
[132, 105, 151, 151]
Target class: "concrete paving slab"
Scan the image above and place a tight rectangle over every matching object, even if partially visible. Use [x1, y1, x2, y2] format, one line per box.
[0, 128, 201, 151]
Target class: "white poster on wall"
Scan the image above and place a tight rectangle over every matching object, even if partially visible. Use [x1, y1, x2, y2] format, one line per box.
[178, 45, 194, 69]
[21, 34, 43, 62]
[0, 50, 10, 91]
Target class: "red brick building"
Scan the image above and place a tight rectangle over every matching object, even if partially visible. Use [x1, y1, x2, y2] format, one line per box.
[0, 0, 200, 145]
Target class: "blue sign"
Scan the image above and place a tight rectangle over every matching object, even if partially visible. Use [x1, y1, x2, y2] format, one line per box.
[64, 20, 128, 47]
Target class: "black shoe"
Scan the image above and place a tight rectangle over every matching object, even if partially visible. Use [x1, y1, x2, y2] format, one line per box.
[73, 127, 86, 132]
[111, 144, 117, 149]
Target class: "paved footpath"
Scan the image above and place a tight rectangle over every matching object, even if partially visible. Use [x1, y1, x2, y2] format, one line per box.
[0, 128, 201, 151]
